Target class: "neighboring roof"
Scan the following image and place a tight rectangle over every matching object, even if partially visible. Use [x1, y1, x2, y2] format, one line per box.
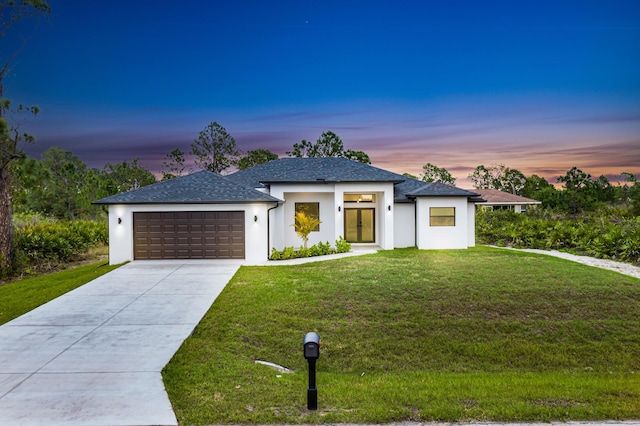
[93, 170, 282, 205]
[470, 189, 541, 205]
[227, 157, 405, 187]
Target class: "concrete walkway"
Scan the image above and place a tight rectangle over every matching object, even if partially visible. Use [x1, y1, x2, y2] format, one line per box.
[0, 260, 242, 426]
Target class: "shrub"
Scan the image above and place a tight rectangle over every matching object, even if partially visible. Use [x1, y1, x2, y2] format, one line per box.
[335, 236, 351, 253]
[280, 246, 296, 260]
[269, 238, 349, 261]
[476, 209, 640, 265]
[9, 220, 109, 276]
[297, 247, 311, 258]
[269, 247, 281, 260]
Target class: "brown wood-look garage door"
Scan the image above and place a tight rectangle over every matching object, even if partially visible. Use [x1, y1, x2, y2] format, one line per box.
[133, 211, 245, 260]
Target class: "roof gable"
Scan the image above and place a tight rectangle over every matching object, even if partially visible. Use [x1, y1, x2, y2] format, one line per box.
[93, 170, 281, 205]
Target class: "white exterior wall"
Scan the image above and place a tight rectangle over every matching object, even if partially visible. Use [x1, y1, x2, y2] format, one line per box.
[283, 192, 336, 248]
[415, 197, 471, 250]
[336, 183, 395, 250]
[107, 203, 272, 265]
[268, 182, 395, 250]
[268, 184, 336, 250]
[393, 203, 416, 248]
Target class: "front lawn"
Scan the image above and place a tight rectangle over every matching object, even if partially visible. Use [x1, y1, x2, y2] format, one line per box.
[163, 247, 640, 423]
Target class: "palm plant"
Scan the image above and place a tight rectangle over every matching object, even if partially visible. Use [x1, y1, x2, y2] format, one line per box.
[292, 212, 322, 249]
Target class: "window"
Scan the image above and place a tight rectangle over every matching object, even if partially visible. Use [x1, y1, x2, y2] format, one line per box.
[430, 207, 455, 226]
[295, 202, 320, 231]
[344, 193, 376, 203]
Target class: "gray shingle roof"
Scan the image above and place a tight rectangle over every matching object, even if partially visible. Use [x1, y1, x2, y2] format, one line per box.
[227, 157, 405, 188]
[93, 159, 483, 205]
[93, 170, 281, 205]
[407, 181, 480, 198]
[393, 178, 480, 202]
[228, 158, 481, 202]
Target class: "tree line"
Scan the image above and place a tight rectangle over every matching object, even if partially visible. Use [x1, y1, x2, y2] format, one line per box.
[161, 123, 370, 179]
[418, 162, 640, 218]
[8, 123, 373, 223]
[13, 127, 639, 223]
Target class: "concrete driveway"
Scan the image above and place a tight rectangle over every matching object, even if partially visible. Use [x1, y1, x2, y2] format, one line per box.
[0, 260, 242, 426]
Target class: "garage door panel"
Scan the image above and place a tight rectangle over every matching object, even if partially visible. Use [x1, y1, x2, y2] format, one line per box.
[133, 211, 245, 260]
[189, 224, 203, 232]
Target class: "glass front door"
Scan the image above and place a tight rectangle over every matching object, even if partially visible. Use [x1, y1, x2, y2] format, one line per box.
[344, 208, 375, 243]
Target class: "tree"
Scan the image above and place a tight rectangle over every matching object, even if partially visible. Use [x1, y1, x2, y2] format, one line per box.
[421, 163, 456, 185]
[501, 168, 527, 195]
[468, 163, 525, 194]
[344, 149, 371, 164]
[191, 121, 240, 174]
[292, 212, 322, 249]
[0, 0, 51, 268]
[620, 172, 640, 216]
[12, 151, 88, 219]
[11, 155, 47, 213]
[557, 167, 594, 218]
[237, 148, 278, 170]
[161, 148, 191, 180]
[102, 158, 156, 194]
[37, 147, 89, 219]
[521, 174, 559, 208]
[592, 174, 615, 204]
[286, 130, 371, 163]
[403, 172, 418, 180]
[469, 165, 493, 189]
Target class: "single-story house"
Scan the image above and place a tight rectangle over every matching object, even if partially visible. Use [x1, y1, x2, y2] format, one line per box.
[94, 158, 484, 265]
[470, 189, 541, 213]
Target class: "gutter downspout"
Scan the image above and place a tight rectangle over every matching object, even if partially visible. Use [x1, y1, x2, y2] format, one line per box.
[266, 202, 279, 259]
[414, 200, 418, 248]
[411, 197, 418, 249]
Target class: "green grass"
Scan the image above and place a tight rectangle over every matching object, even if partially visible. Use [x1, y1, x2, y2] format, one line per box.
[0, 260, 122, 325]
[162, 246, 640, 424]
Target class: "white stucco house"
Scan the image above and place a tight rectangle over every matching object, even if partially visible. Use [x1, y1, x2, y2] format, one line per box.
[94, 158, 484, 265]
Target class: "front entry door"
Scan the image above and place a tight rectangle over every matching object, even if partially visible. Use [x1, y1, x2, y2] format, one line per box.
[344, 208, 375, 243]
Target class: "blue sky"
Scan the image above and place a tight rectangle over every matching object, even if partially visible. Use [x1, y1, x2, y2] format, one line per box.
[5, 0, 640, 185]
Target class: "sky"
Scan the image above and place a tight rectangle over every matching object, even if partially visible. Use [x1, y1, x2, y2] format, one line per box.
[3, 0, 640, 186]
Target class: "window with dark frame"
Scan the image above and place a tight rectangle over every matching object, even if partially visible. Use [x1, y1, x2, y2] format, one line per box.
[429, 207, 455, 226]
[295, 202, 320, 232]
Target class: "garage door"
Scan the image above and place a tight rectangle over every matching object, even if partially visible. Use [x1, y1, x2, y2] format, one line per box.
[133, 211, 245, 260]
